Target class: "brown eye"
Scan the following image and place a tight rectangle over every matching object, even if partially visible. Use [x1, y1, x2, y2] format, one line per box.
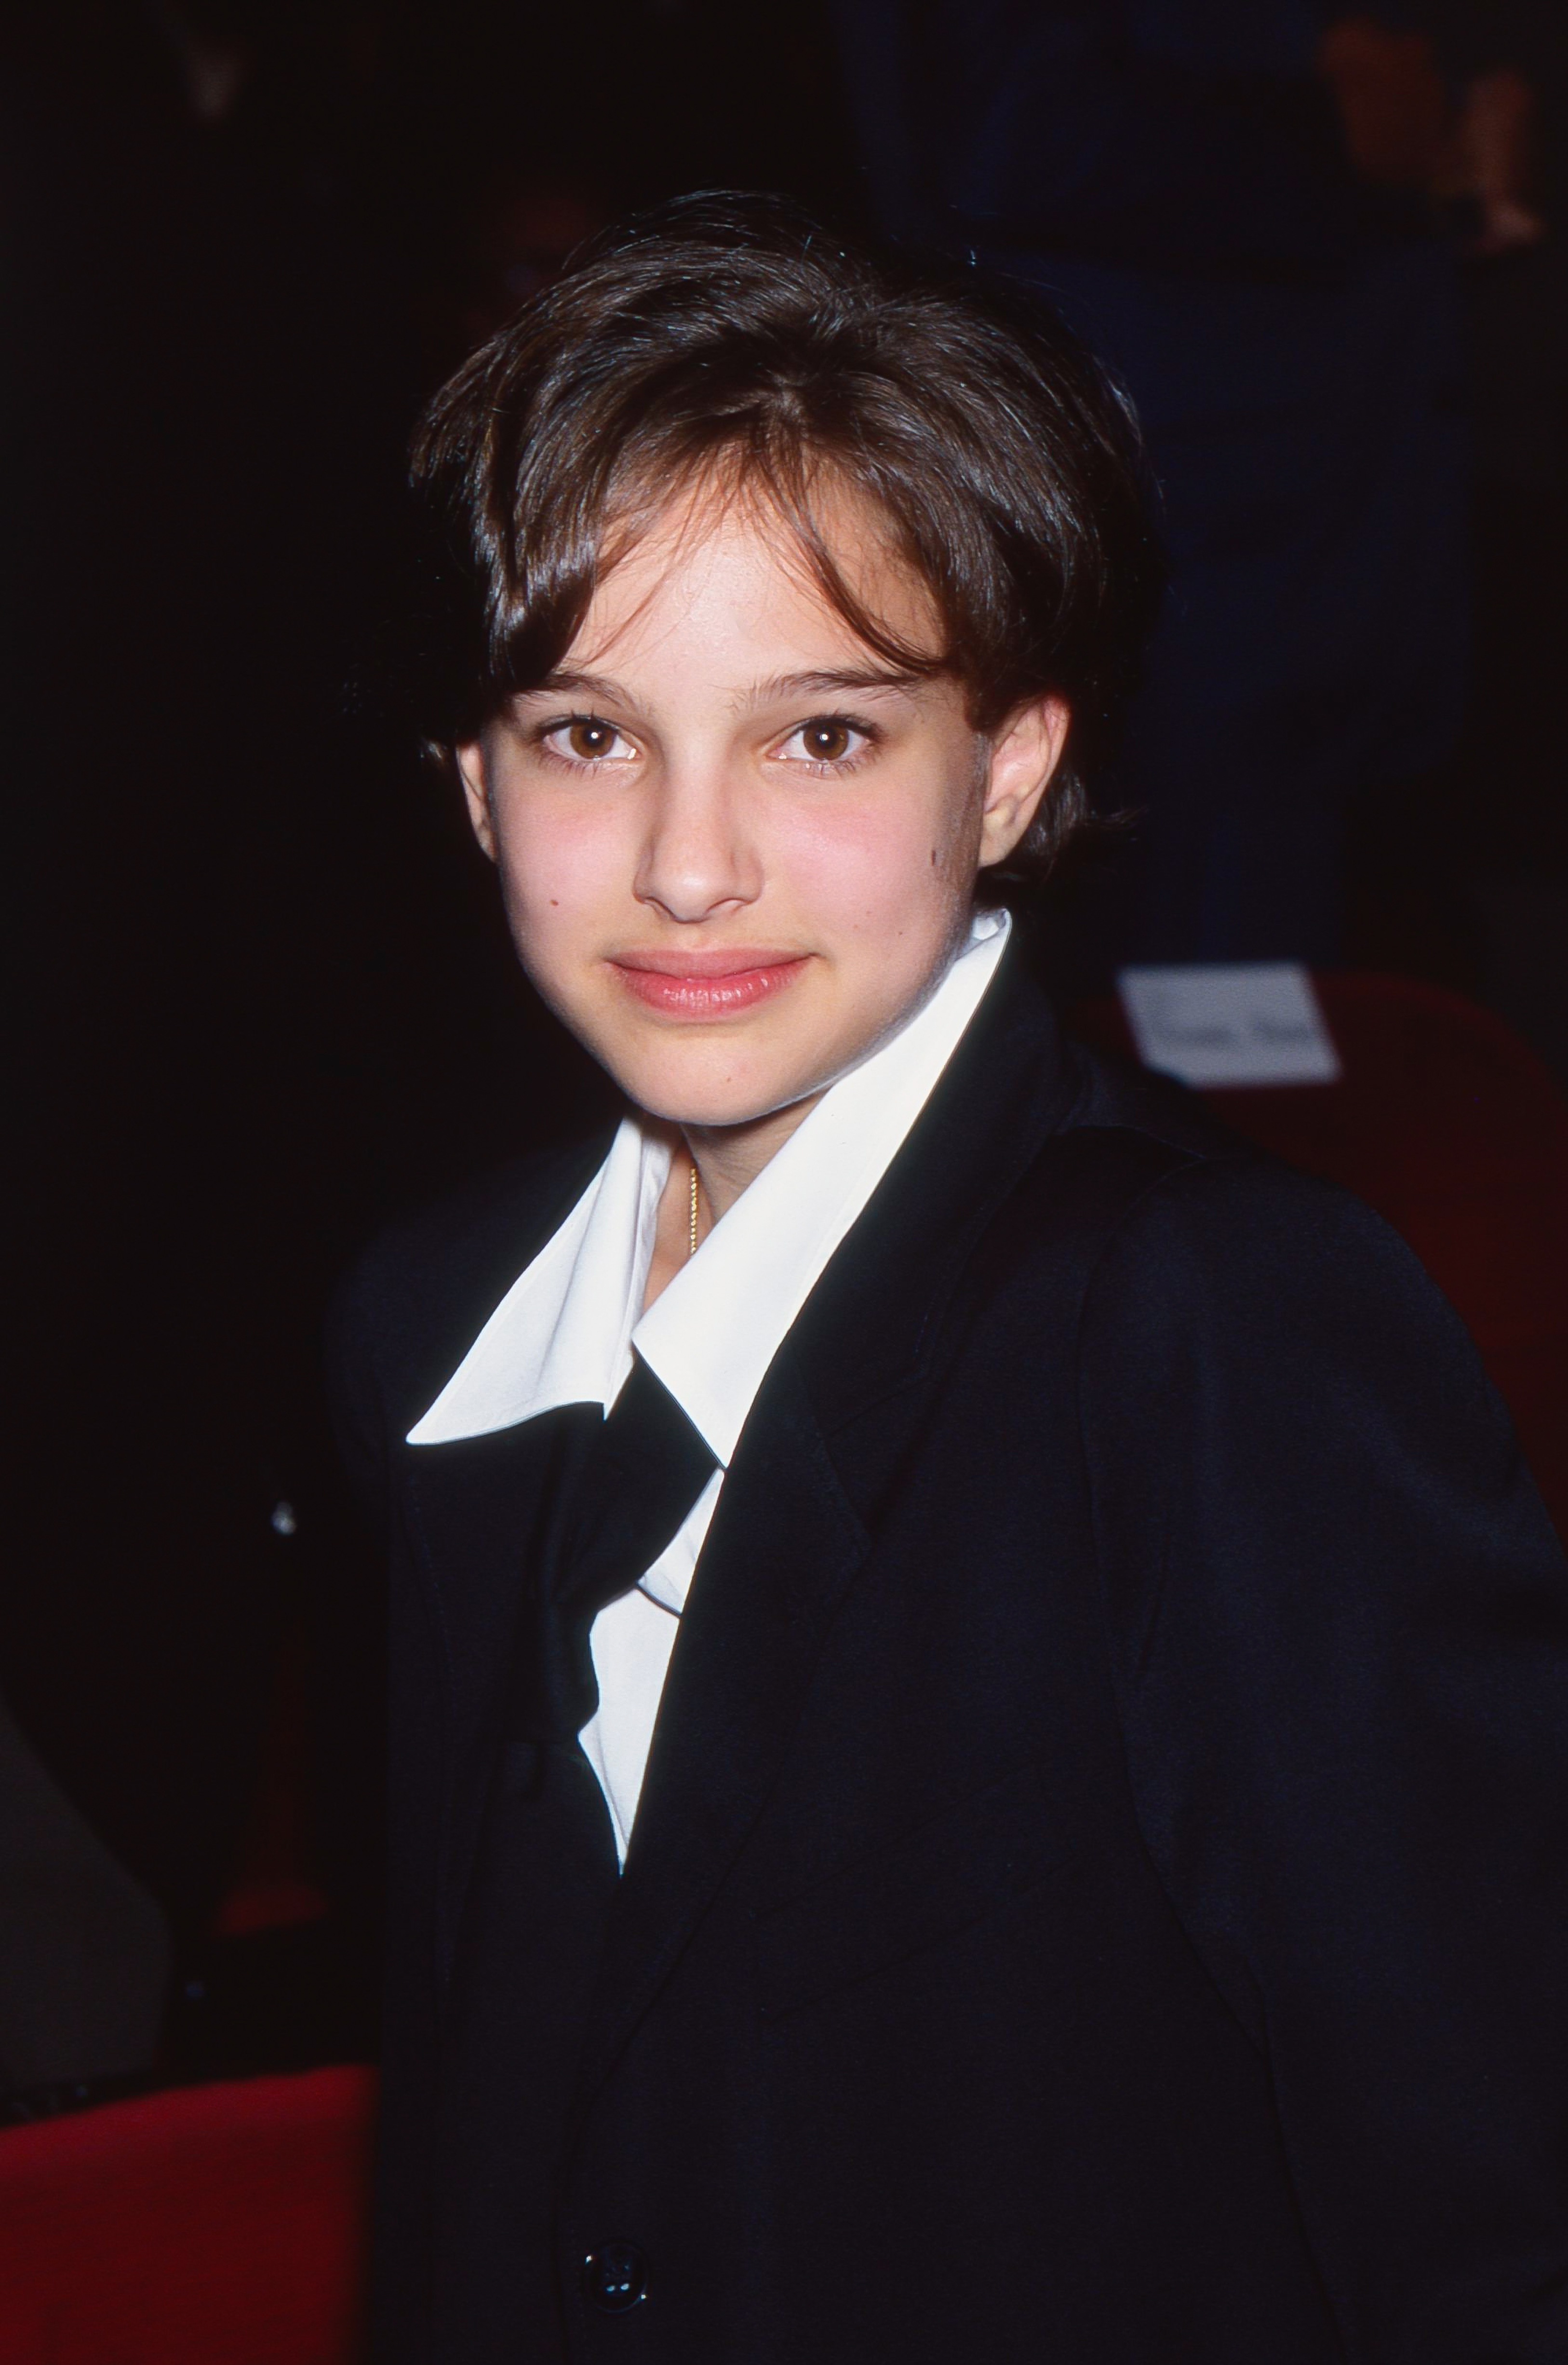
[565, 718, 620, 761]
[801, 718, 852, 761]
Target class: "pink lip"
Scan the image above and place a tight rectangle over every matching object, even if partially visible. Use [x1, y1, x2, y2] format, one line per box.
[609, 949, 810, 1017]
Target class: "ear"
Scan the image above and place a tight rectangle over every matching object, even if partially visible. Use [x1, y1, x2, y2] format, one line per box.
[978, 696, 1071, 869]
[455, 740, 498, 862]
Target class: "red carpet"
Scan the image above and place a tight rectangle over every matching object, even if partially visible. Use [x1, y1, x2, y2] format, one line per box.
[0, 2067, 376, 2365]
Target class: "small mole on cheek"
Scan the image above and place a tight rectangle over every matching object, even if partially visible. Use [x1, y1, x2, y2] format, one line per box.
[930, 847, 938, 867]
[549, 898, 560, 907]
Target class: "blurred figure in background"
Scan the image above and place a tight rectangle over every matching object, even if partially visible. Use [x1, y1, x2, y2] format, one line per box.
[833, 1, 1547, 976]
[0, 1688, 170, 2111]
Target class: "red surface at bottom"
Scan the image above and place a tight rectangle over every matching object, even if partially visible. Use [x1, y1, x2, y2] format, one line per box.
[0, 2066, 376, 2365]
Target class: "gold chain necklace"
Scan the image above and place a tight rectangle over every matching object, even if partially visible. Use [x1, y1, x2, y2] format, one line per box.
[688, 1159, 700, 1259]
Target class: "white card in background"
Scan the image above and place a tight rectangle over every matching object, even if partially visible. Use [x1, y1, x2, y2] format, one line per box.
[1116, 963, 1341, 1088]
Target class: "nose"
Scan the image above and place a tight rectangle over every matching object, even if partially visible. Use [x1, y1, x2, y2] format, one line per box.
[633, 765, 761, 924]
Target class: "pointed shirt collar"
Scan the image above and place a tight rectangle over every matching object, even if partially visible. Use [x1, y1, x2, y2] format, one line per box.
[406, 910, 1011, 1463]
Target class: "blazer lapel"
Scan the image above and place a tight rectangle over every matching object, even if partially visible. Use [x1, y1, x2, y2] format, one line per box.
[392, 1131, 618, 1968]
[404, 1415, 590, 1979]
[575, 951, 1082, 2100]
[576, 1342, 869, 2102]
[795, 946, 1084, 1437]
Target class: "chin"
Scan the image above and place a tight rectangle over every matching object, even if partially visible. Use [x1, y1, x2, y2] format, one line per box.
[629, 1080, 804, 1130]
[613, 1048, 820, 1132]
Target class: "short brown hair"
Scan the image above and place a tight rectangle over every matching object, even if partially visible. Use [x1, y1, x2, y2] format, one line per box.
[408, 192, 1163, 877]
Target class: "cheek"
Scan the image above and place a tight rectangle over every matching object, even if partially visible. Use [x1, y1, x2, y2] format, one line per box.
[493, 799, 628, 936]
[774, 781, 973, 937]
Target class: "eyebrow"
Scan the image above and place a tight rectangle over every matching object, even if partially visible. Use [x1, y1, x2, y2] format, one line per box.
[522, 669, 633, 705]
[735, 667, 931, 710]
[522, 664, 931, 712]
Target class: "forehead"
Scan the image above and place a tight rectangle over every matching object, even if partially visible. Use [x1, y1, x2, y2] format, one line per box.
[561, 474, 943, 686]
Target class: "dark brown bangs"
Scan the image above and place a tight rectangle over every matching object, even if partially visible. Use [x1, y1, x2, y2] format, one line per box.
[459, 386, 962, 732]
[602, 440, 956, 697]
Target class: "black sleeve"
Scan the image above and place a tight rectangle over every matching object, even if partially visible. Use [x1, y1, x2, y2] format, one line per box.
[1080, 1158, 1568, 2358]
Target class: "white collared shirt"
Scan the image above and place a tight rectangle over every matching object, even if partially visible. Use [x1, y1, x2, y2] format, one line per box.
[408, 910, 1011, 1861]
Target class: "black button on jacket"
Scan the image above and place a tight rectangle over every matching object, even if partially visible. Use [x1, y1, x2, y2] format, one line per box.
[330, 952, 1568, 2364]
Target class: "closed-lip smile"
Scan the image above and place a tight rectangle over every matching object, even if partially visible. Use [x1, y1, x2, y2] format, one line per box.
[608, 947, 811, 1016]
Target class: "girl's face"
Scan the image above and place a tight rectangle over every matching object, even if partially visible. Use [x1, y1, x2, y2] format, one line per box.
[459, 484, 1066, 1131]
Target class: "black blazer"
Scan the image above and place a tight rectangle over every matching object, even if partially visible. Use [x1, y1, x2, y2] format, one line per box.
[331, 950, 1568, 2364]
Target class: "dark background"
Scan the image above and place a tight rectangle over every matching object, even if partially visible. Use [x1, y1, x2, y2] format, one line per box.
[4, 0, 1564, 2094]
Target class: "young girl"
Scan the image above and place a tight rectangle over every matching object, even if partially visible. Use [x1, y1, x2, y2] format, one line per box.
[333, 195, 1568, 2363]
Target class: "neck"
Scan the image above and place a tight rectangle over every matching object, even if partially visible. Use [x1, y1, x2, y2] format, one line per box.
[683, 1091, 826, 1228]
[639, 1092, 826, 1313]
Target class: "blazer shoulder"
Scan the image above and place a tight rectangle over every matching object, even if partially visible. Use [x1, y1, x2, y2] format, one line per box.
[1014, 1046, 1474, 1401]
[1058, 1035, 1270, 1165]
[1069, 1122, 1517, 1504]
[1077, 1126, 1445, 1325]
[992, 1035, 1272, 1256]
[1051, 1038, 1420, 1284]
